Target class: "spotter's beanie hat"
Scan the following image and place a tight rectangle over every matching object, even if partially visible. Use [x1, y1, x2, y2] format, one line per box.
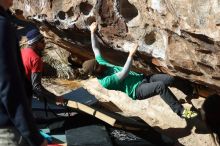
[26, 29, 43, 45]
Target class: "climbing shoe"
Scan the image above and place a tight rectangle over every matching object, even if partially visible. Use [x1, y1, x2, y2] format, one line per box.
[182, 109, 198, 119]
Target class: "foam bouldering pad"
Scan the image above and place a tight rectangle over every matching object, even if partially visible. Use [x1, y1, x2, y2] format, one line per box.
[62, 87, 98, 106]
[32, 98, 67, 113]
[109, 128, 155, 146]
[65, 125, 113, 146]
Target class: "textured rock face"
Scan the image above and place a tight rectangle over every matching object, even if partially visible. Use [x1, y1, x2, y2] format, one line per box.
[12, 0, 220, 93]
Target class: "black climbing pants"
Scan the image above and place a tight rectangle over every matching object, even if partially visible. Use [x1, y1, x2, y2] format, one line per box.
[135, 74, 193, 116]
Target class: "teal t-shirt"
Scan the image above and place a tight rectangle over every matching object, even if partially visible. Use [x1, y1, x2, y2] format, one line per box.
[96, 55, 144, 99]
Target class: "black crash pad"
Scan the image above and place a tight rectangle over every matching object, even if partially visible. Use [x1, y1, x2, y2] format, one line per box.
[62, 87, 98, 105]
[109, 128, 155, 146]
[65, 125, 113, 146]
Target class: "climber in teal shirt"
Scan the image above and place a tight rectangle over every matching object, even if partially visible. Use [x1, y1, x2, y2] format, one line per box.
[82, 21, 198, 119]
[96, 53, 143, 99]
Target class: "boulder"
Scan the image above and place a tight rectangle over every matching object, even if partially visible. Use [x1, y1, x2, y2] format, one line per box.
[12, 0, 220, 93]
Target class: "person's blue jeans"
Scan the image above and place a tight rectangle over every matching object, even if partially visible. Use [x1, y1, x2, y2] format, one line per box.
[135, 74, 193, 116]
